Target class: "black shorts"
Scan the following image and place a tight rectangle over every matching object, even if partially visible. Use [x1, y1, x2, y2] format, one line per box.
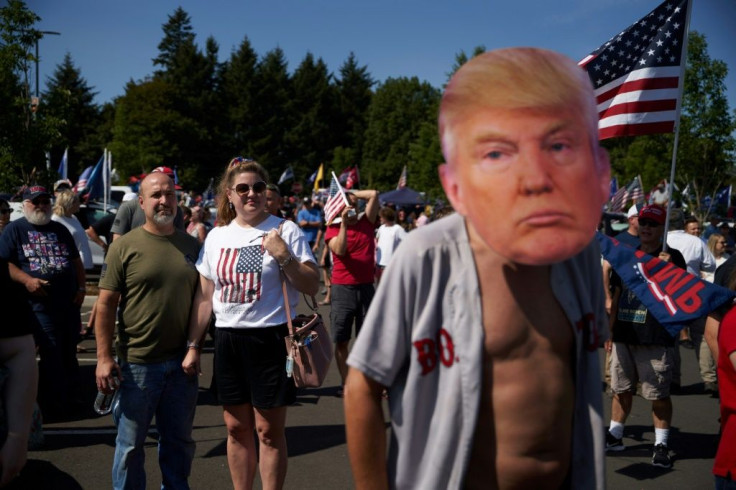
[214, 325, 296, 408]
[330, 283, 375, 343]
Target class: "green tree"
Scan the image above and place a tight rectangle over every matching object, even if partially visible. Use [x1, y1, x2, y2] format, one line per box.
[220, 37, 259, 159]
[361, 77, 440, 190]
[285, 52, 339, 186]
[334, 52, 373, 165]
[0, 0, 62, 191]
[42, 52, 102, 177]
[109, 78, 181, 181]
[250, 47, 292, 174]
[445, 45, 486, 83]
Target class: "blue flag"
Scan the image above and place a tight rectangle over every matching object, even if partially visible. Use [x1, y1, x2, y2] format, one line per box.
[85, 155, 106, 200]
[57, 148, 68, 180]
[598, 232, 735, 337]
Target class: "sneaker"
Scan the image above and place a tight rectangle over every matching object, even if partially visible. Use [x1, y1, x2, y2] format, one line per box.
[605, 431, 625, 451]
[704, 381, 719, 394]
[652, 444, 672, 468]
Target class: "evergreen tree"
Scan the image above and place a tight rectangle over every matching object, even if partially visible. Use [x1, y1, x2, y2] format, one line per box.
[285, 52, 339, 186]
[42, 53, 102, 177]
[250, 47, 292, 174]
[334, 52, 373, 165]
[361, 77, 440, 190]
[220, 37, 259, 159]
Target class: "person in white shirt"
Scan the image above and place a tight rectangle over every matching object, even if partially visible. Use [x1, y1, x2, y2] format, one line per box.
[375, 207, 407, 284]
[51, 190, 93, 270]
[666, 209, 716, 390]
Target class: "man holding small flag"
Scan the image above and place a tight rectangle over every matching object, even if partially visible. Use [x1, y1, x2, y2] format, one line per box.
[324, 172, 379, 395]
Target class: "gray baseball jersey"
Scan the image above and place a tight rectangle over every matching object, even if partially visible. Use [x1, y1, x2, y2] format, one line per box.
[348, 213, 607, 489]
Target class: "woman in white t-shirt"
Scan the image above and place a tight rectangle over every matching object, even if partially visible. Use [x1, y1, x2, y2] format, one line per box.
[51, 190, 93, 270]
[182, 157, 318, 489]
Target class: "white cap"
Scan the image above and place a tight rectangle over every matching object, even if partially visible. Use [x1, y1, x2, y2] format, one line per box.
[122, 192, 137, 202]
[627, 203, 640, 218]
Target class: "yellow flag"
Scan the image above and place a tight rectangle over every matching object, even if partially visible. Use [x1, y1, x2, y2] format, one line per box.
[314, 163, 324, 191]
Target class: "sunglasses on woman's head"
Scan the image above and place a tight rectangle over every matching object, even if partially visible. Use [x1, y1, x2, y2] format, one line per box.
[229, 156, 255, 168]
[232, 182, 267, 196]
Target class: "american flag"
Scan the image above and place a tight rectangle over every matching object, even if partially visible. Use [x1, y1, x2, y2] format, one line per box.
[397, 165, 407, 189]
[579, 0, 690, 140]
[609, 177, 644, 213]
[324, 172, 348, 225]
[216, 245, 263, 304]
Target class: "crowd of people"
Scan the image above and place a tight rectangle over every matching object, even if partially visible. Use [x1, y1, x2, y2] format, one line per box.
[1, 45, 736, 490]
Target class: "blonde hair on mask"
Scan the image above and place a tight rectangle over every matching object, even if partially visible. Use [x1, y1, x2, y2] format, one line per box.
[439, 47, 600, 164]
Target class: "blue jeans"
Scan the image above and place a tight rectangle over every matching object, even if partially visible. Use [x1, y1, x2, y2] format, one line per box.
[112, 357, 198, 490]
[716, 475, 736, 490]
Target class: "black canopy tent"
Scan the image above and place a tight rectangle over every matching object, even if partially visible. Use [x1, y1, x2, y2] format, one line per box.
[378, 187, 425, 206]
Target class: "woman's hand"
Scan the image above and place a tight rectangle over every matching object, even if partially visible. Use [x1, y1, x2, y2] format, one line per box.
[262, 229, 290, 264]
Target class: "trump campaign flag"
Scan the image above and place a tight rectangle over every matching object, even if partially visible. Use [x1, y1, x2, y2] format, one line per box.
[597, 232, 734, 337]
[579, 0, 691, 140]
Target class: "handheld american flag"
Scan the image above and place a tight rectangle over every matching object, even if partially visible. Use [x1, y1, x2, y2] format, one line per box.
[324, 171, 349, 225]
[397, 165, 407, 189]
[579, 0, 691, 140]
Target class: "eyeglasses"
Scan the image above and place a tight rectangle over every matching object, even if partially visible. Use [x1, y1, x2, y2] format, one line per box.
[638, 219, 661, 228]
[229, 156, 255, 168]
[31, 198, 51, 206]
[232, 181, 267, 195]
[0, 208, 10, 215]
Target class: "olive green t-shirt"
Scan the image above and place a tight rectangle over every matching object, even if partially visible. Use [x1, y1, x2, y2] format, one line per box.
[99, 226, 201, 363]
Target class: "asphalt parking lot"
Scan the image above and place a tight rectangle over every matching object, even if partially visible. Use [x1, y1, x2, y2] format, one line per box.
[7, 295, 723, 489]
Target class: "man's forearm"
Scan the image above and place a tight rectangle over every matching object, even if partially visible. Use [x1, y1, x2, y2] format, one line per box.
[345, 369, 388, 490]
[95, 292, 119, 360]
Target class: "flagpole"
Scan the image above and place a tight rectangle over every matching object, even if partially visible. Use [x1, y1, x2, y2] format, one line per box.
[661, 0, 693, 253]
[331, 171, 350, 206]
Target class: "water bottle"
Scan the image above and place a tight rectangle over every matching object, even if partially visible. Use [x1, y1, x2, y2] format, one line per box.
[94, 379, 119, 415]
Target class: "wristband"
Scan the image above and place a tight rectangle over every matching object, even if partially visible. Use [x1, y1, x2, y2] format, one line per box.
[186, 341, 200, 350]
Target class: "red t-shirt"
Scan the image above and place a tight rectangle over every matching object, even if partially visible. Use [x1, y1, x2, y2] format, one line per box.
[715, 306, 736, 478]
[325, 215, 377, 285]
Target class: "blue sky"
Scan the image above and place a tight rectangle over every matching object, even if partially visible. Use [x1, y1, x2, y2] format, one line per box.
[29, 0, 736, 112]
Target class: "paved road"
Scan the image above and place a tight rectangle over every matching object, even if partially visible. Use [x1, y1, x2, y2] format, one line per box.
[9, 296, 722, 489]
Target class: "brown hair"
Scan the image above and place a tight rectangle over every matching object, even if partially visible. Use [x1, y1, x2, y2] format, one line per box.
[216, 157, 270, 226]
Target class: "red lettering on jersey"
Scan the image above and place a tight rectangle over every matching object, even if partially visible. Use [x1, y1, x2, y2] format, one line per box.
[413, 338, 437, 375]
[437, 329, 455, 367]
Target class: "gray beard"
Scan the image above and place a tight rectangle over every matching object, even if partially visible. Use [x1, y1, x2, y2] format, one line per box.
[152, 211, 175, 226]
[25, 208, 52, 226]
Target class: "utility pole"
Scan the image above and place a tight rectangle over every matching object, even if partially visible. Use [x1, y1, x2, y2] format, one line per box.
[32, 30, 61, 111]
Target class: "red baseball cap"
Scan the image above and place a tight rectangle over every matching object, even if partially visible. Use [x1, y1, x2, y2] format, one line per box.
[639, 204, 666, 225]
[151, 166, 182, 190]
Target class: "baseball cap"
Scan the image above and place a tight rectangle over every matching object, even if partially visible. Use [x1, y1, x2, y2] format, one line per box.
[639, 204, 666, 225]
[54, 179, 73, 192]
[23, 185, 51, 201]
[627, 203, 641, 218]
[151, 166, 182, 190]
[266, 183, 280, 195]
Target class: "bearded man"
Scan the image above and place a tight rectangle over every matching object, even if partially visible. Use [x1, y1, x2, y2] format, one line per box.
[0, 185, 86, 418]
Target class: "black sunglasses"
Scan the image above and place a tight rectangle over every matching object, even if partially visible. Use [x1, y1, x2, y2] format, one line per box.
[31, 198, 51, 206]
[232, 181, 267, 196]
